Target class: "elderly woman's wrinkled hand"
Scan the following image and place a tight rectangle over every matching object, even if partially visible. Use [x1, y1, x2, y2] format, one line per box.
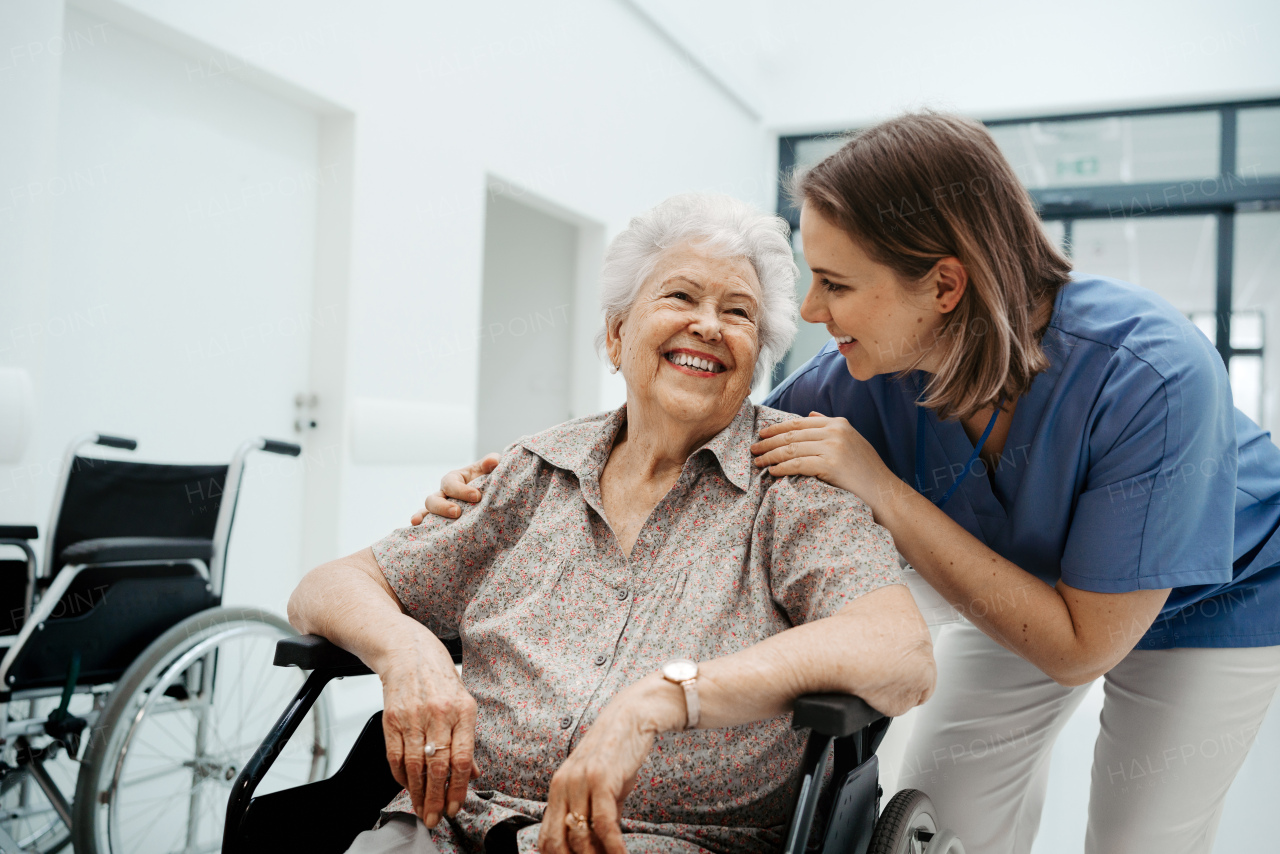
[380, 648, 482, 828]
[411, 453, 500, 524]
[538, 676, 684, 854]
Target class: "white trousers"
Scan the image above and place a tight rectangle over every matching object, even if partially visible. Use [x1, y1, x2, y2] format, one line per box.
[345, 814, 440, 853]
[898, 621, 1280, 854]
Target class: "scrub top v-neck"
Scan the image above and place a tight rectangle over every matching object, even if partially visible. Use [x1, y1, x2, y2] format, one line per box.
[914, 396, 1003, 512]
[765, 274, 1280, 650]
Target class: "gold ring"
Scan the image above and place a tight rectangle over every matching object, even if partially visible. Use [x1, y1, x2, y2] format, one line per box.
[564, 811, 589, 830]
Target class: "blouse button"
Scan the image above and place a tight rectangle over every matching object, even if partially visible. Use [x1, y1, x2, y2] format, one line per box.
[559, 716, 573, 730]
[594, 654, 608, 666]
[616, 588, 629, 601]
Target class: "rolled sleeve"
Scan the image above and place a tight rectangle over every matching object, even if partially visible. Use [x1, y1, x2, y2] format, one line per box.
[758, 475, 905, 625]
[371, 448, 550, 637]
[1061, 347, 1237, 592]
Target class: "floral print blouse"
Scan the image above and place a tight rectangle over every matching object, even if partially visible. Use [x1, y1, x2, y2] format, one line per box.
[371, 401, 905, 853]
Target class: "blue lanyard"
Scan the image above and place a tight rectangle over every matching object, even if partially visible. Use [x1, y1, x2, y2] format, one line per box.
[914, 400, 1003, 509]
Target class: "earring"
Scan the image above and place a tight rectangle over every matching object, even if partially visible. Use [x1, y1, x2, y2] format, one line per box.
[609, 362, 619, 374]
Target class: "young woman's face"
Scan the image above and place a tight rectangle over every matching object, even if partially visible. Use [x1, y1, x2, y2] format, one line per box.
[798, 203, 947, 381]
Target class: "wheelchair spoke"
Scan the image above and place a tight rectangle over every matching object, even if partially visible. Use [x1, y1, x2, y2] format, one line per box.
[1, 801, 66, 850]
[125, 724, 195, 764]
[116, 762, 192, 790]
[192, 783, 227, 854]
[115, 776, 233, 852]
[133, 704, 198, 749]
[93, 616, 329, 853]
[184, 773, 203, 853]
[0, 742, 76, 854]
[243, 640, 277, 712]
[119, 787, 188, 851]
[229, 644, 255, 731]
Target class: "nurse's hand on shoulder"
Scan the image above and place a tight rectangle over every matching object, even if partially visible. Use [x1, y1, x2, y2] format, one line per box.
[751, 413, 898, 507]
[410, 453, 501, 525]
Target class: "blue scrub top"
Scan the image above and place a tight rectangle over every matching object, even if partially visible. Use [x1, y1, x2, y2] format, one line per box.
[765, 274, 1280, 649]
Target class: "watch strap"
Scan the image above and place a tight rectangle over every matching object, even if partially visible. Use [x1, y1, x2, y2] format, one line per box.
[680, 678, 700, 730]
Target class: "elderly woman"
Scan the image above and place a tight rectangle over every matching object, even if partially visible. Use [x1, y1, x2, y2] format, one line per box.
[288, 194, 935, 854]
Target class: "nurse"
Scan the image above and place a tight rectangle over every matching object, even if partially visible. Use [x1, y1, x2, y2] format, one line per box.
[418, 111, 1280, 853]
[747, 111, 1280, 854]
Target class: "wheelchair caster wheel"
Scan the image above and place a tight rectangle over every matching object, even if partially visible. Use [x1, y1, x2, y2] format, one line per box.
[868, 788, 964, 854]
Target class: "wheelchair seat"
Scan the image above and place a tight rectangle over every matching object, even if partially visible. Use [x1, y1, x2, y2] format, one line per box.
[1, 447, 229, 697]
[59, 536, 215, 565]
[7, 562, 217, 692]
[224, 636, 965, 854]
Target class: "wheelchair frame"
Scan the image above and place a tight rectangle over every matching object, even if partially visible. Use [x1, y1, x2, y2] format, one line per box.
[0, 433, 260, 709]
[0, 432, 308, 853]
[224, 635, 959, 854]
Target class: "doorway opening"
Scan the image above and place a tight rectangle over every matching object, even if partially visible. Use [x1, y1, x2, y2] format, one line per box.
[476, 186, 603, 454]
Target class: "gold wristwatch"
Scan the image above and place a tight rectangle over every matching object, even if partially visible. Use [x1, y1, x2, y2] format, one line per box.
[660, 658, 700, 730]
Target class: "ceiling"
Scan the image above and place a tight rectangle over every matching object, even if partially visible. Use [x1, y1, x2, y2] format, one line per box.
[634, 0, 1280, 132]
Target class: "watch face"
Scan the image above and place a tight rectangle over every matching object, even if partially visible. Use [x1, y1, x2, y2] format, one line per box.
[662, 658, 697, 682]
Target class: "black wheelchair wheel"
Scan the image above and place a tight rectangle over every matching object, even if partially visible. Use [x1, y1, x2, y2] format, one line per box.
[71, 607, 330, 854]
[868, 788, 941, 854]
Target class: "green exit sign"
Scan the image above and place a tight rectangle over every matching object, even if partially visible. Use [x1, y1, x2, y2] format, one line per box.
[1056, 155, 1100, 177]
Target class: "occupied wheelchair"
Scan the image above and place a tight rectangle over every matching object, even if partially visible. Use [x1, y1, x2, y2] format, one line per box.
[0, 433, 332, 853]
[224, 634, 965, 854]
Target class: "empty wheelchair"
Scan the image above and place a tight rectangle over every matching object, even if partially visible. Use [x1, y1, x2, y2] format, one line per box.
[0, 433, 332, 854]
[223, 634, 965, 854]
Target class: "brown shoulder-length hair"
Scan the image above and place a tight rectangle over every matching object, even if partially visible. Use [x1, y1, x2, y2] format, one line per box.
[793, 110, 1072, 421]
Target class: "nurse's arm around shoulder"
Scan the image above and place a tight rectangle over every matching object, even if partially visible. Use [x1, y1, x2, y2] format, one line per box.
[753, 414, 1169, 687]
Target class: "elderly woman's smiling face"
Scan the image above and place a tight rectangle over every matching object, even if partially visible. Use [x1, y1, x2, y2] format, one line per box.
[606, 242, 761, 433]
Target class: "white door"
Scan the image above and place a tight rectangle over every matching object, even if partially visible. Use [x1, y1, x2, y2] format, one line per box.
[45, 9, 321, 613]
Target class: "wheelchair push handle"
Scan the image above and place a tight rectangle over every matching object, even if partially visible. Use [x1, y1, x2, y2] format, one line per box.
[94, 433, 137, 450]
[260, 439, 302, 456]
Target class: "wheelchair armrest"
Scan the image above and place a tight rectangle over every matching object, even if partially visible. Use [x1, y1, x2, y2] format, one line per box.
[0, 526, 38, 541]
[274, 635, 371, 674]
[59, 536, 213, 565]
[792, 693, 885, 737]
[274, 634, 463, 675]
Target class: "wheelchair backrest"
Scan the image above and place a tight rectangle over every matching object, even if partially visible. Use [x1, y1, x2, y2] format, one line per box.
[50, 456, 229, 568]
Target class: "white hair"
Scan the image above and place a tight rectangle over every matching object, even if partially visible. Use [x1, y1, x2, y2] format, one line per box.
[594, 193, 799, 384]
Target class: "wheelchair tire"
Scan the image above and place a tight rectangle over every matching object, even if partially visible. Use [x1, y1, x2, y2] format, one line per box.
[867, 788, 963, 854]
[0, 740, 76, 853]
[70, 606, 331, 854]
